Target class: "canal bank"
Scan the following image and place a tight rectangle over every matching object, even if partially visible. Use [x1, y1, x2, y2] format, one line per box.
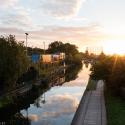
[71, 80, 107, 125]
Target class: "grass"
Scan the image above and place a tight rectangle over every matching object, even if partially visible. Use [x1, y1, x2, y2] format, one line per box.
[105, 91, 125, 125]
[86, 78, 98, 91]
[0, 96, 12, 108]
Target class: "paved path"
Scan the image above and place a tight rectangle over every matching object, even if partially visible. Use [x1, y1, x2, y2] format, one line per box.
[71, 80, 107, 125]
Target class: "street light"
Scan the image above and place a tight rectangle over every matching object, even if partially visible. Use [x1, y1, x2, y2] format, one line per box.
[43, 42, 45, 54]
[25, 33, 28, 56]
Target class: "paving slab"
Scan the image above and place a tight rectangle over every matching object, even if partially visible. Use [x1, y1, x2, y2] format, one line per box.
[71, 80, 107, 125]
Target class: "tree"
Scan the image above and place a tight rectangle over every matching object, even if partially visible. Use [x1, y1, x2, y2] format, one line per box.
[47, 41, 78, 55]
[47, 41, 63, 53]
[17, 66, 38, 84]
[0, 35, 29, 91]
[90, 58, 111, 81]
[84, 48, 89, 58]
[90, 55, 125, 95]
[27, 47, 44, 55]
[47, 41, 81, 65]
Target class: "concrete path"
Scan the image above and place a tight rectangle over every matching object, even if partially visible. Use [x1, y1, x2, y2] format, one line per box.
[71, 80, 107, 125]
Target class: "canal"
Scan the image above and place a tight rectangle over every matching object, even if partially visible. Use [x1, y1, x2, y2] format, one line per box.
[0, 63, 91, 125]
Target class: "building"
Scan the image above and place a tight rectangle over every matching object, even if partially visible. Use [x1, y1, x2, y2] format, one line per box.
[31, 53, 65, 64]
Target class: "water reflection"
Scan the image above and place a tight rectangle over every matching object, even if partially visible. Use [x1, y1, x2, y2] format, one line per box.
[65, 64, 82, 82]
[85, 62, 89, 68]
[0, 64, 91, 125]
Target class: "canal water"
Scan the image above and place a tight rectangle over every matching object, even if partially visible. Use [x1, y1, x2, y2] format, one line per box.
[21, 64, 91, 125]
[0, 63, 91, 125]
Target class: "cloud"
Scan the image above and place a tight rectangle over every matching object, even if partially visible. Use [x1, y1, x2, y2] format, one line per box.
[0, 0, 18, 8]
[63, 80, 88, 87]
[0, 27, 24, 34]
[0, 24, 105, 49]
[28, 24, 103, 46]
[39, 94, 79, 119]
[38, 0, 85, 18]
[71, 16, 88, 21]
[2, 23, 124, 52]
[1, 9, 32, 28]
[28, 114, 38, 121]
[22, 94, 79, 124]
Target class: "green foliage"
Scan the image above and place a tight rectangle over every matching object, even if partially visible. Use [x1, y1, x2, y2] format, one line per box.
[47, 41, 82, 65]
[107, 56, 125, 94]
[27, 47, 44, 55]
[91, 55, 125, 94]
[0, 96, 13, 108]
[86, 79, 97, 91]
[105, 91, 125, 125]
[84, 49, 89, 58]
[47, 41, 78, 55]
[17, 66, 38, 83]
[65, 53, 82, 65]
[47, 41, 64, 53]
[90, 57, 111, 81]
[65, 64, 82, 82]
[0, 35, 29, 91]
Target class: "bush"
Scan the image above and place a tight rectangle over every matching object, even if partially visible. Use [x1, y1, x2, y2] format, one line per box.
[0, 35, 29, 91]
[90, 55, 125, 95]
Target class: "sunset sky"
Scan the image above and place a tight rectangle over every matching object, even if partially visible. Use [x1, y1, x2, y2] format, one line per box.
[0, 0, 125, 54]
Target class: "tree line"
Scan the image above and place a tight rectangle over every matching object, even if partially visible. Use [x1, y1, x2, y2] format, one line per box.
[90, 54, 125, 95]
[47, 41, 83, 65]
[0, 35, 29, 92]
[0, 35, 83, 92]
[27, 41, 83, 65]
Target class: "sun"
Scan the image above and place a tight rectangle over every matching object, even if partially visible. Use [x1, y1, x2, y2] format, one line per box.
[103, 40, 125, 55]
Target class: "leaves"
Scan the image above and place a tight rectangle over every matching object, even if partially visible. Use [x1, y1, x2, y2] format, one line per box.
[91, 55, 125, 94]
[0, 35, 29, 91]
[47, 41, 81, 65]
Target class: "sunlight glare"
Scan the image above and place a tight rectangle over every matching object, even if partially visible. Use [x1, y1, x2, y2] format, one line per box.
[103, 40, 125, 55]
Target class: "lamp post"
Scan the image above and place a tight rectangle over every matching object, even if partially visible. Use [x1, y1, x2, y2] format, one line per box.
[43, 42, 45, 54]
[25, 33, 28, 56]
